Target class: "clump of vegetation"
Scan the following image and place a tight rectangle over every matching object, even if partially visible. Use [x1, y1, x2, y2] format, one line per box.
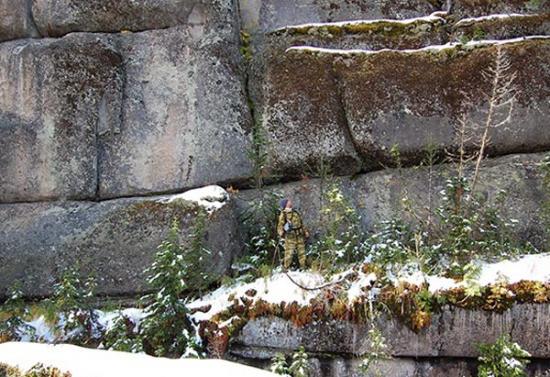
[0, 363, 71, 377]
[101, 312, 142, 353]
[270, 353, 290, 376]
[308, 184, 365, 272]
[477, 335, 530, 377]
[359, 322, 392, 377]
[270, 347, 310, 377]
[0, 283, 34, 343]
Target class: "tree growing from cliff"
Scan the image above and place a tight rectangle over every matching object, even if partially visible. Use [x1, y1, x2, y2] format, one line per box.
[469, 45, 517, 192]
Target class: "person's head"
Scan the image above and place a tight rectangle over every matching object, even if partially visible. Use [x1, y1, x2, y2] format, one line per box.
[280, 198, 293, 210]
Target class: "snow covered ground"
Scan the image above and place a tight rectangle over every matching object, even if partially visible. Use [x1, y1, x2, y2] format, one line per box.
[0, 342, 275, 377]
[189, 253, 550, 322]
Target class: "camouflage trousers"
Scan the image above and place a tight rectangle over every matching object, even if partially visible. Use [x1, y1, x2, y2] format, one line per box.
[283, 235, 306, 269]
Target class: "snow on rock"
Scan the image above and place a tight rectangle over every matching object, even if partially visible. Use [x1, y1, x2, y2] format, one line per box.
[285, 35, 550, 56]
[273, 12, 447, 33]
[454, 13, 537, 27]
[158, 185, 229, 213]
[0, 342, 275, 377]
[476, 253, 550, 286]
[397, 253, 550, 293]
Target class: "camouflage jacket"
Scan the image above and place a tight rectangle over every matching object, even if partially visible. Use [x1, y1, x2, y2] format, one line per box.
[277, 209, 308, 238]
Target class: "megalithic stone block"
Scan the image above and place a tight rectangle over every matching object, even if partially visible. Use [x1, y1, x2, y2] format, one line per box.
[0, 34, 123, 203]
[0, 187, 243, 298]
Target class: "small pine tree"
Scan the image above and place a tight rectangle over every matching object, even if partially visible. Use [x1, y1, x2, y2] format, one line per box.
[0, 282, 34, 342]
[289, 346, 309, 377]
[477, 335, 531, 377]
[102, 312, 143, 353]
[52, 268, 101, 344]
[182, 209, 215, 295]
[139, 218, 195, 357]
[270, 353, 290, 376]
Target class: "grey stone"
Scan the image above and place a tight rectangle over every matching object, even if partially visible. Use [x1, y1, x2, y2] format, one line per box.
[255, 38, 550, 177]
[31, 0, 238, 40]
[0, 192, 243, 298]
[239, 0, 439, 34]
[0, 34, 123, 203]
[98, 25, 253, 198]
[0, 0, 39, 42]
[450, 0, 550, 18]
[232, 304, 550, 360]
[451, 13, 550, 42]
[255, 49, 361, 178]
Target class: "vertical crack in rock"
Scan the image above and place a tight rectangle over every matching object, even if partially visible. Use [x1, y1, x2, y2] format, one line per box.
[332, 68, 364, 175]
[25, 0, 41, 38]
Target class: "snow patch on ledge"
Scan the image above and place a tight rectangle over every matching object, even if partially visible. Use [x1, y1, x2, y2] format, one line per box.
[0, 342, 275, 377]
[285, 35, 550, 56]
[454, 13, 540, 27]
[158, 185, 229, 213]
[273, 12, 447, 33]
[398, 253, 550, 293]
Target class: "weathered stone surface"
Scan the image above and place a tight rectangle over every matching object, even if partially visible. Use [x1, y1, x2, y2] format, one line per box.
[338, 37, 550, 167]
[0, 0, 39, 42]
[231, 352, 550, 377]
[452, 13, 550, 41]
[31, 0, 238, 40]
[238, 153, 548, 250]
[239, 0, 439, 34]
[0, 190, 243, 298]
[0, 34, 123, 203]
[257, 49, 361, 178]
[451, 0, 550, 18]
[231, 304, 550, 359]
[98, 26, 252, 198]
[260, 38, 550, 174]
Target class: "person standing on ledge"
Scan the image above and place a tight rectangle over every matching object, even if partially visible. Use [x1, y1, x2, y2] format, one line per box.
[277, 198, 309, 270]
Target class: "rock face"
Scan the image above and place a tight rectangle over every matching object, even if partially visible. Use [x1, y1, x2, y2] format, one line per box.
[31, 0, 238, 38]
[238, 153, 548, 250]
[451, 0, 550, 18]
[98, 26, 252, 198]
[229, 304, 550, 376]
[0, 189, 243, 298]
[254, 36, 550, 176]
[0, 6, 253, 202]
[239, 0, 439, 34]
[0, 0, 39, 42]
[0, 34, 123, 203]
